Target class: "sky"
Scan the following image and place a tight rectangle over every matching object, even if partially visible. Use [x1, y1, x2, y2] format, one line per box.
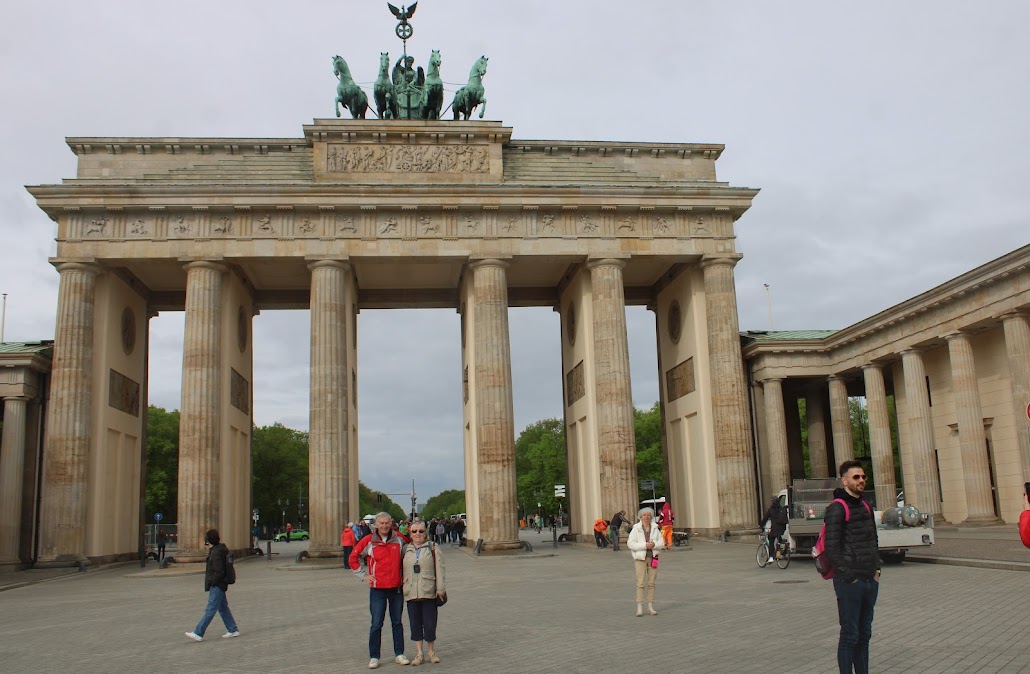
[2, 1, 1028, 504]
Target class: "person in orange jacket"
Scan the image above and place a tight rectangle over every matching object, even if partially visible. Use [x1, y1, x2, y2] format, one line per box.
[341, 522, 357, 569]
[658, 502, 675, 549]
[593, 518, 609, 548]
[1020, 489, 1030, 549]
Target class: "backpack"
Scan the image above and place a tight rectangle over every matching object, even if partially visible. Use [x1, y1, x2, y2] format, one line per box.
[225, 549, 237, 585]
[812, 498, 872, 579]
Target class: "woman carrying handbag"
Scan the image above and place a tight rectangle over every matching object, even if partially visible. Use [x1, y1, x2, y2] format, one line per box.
[627, 507, 665, 617]
[402, 521, 447, 665]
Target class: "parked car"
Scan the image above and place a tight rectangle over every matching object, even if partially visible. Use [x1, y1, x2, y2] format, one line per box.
[274, 529, 309, 542]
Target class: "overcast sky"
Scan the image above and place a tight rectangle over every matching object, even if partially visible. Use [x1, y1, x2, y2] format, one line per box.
[2, 1, 1028, 503]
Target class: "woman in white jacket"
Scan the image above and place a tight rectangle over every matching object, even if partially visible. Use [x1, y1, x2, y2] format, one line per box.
[627, 507, 665, 617]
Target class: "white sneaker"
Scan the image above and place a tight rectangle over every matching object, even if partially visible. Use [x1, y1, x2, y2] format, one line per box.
[767, 557, 774, 563]
[368, 658, 380, 669]
[222, 631, 240, 638]
[395, 654, 411, 665]
[184, 632, 203, 642]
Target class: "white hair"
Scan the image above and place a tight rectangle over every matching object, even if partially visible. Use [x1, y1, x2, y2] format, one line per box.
[638, 507, 655, 519]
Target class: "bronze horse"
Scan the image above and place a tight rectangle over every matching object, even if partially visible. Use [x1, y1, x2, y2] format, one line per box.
[332, 55, 368, 119]
[449, 55, 487, 120]
[420, 50, 444, 120]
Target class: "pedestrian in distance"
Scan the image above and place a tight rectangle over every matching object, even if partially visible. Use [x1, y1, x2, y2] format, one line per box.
[402, 521, 446, 665]
[825, 460, 880, 674]
[156, 528, 167, 561]
[658, 501, 675, 549]
[351, 512, 411, 669]
[342, 522, 357, 569]
[593, 518, 609, 548]
[184, 529, 240, 642]
[627, 507, 665, 617]
[609, 510, 627, 551]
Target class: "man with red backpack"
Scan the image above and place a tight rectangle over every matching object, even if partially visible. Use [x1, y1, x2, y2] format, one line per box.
[824, 460, 880, 674]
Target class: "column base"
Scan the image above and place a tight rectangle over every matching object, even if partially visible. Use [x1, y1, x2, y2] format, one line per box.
[169, 550, 209, 564]
[479, 540, 524, 555]
[961, 514, 1004, 527]
[304, 546, 344, 559]
[34, 555, 90, 570]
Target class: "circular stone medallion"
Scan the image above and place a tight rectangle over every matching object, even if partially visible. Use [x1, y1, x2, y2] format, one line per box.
[120, 307, 136, 355]
[668, 300, 682, 344]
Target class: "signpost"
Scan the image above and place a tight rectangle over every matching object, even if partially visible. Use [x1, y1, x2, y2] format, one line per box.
[154, 512, 162, 522]
[640, 479, 658, 506]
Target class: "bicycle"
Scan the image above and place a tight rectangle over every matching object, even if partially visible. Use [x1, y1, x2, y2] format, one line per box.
[756, 535, 791, 569]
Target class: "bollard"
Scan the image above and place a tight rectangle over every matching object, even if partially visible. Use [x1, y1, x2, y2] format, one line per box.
[266, 539, 271, 561]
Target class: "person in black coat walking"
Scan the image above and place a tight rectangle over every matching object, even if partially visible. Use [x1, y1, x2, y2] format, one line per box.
[185, 529, 240, 642]
[824, 460, 880, 674]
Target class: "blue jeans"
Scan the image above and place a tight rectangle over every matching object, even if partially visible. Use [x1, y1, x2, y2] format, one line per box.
[833, 576, 879, 674]
[194, 586, 237, 637]
[369, 587, 405, 659]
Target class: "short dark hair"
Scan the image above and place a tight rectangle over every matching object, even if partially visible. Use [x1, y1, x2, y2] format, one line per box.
[205, 529, 221, 546]
[839, 460, 864, 477]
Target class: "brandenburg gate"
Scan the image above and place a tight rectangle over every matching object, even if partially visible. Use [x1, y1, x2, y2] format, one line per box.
[26, 118, 760, 565]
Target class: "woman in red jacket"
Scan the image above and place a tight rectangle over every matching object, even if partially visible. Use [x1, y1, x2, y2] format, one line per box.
[1020, 490, 1030, 549]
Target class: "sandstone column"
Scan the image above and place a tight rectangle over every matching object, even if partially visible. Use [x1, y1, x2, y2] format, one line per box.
[762, 378, 790, 497]
[828, 375, 854, 470]
[0, 396, 30, 564]
[469, 260, 520, 551]
[588, 259, 638, 517]
[1001, 312, 1030, 482]
[945, 332, 1001, 524]
[861, 364, 896, 510]
[177, 261, 226, 561]
[701, 256, 758, 531]
[37, 261, 100, 565]
[307, 260, 350, 557]
[900, 349, 943, 518]
[806, 387, 830, 478]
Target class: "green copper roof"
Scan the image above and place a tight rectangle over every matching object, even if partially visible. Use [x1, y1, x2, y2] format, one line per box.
[742, 330, 837, 342]
[0, 341, 54, 356]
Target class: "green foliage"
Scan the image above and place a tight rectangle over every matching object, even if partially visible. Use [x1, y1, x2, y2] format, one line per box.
[358, 481, 405, 522]
[635, 402, 665, 499]
[252, 423, 309, 528]
[515, 418, 567, 518]
[145, 405, 179, 521]
[420, 489, 466, 519]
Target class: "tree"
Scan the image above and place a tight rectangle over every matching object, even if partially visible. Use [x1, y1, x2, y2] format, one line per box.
[358, 481, 405, 522]
[515, 418, 567, 519]
[420, 489, 466, 519]
[252, 422, 309, 529]
[634, 402, 664, 500]
[144, 405, 179, 521]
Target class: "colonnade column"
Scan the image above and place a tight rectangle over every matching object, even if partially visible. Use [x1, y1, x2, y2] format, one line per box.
[176, 261, 226, 561]
[37, 261, 100, 565]
[945, 332, 1001, 524]
[899, 349, 943, 518]
[469, 259, 520, 551]
[828, 375, 854, 470]
[1001, 312, 1030, 481]
[762, 379, 790, 497]
[0, 397, 30, 564]
[701, 256, 758, 530]
[806, 388, 830, 478]
[861, 364, 896, 510]
[587, 258, 638, 517]
[307, 260, 351, 556]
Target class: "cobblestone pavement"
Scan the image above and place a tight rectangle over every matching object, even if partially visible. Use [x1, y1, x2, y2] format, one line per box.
[1, 531, 1028, 673]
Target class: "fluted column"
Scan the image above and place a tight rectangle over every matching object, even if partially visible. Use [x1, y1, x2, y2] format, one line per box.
[307, 260, 350, 556]
[588, 259, 638, 517]
[37, 261, 100, 565]
[806, 387, 830, 478]
[176, 261, 226, 561]
[1001, 312, 1030, 482]
[828, 375, 854, 470]
[701, 256, 758, 530]
[762, 379, 790, 496]
[470, 259, 520, 550]
[0, 396, 30, 564]
[900, 349, 943, 518]
[945, 332, 1001, 524]
[862, 364, 896, 510]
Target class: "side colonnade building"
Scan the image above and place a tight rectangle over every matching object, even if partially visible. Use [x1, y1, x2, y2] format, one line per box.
[13, 119, 761, 567]
[744, 244, 1030, 525]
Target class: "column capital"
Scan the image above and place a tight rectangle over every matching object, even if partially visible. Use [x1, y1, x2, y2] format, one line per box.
[2, 395, 32, 404]
[53, 260, 102, 276]
[306, 258, 351, 273]
[699, 254, 743, 270]
[468, 257, 511, 271]
[828, 373, 847, 382]
[585, 257, 628, 270]
[182, 260, 228, 274]
[999, 309, 1029, 321]
[860, 362, 883, 371]
[760, 376, 784, 385]
[899, 347, 923, 357]
[943, 330, 971, 343]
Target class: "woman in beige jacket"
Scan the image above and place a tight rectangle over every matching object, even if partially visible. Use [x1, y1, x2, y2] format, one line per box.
[402, 522, 446, 665]
[627, 507, 665, 617]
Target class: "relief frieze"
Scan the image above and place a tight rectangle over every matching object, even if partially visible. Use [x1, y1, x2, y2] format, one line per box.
[230, 367, 250, 414]
[566, 360, 585, 407]
[109, 368, 140, 417]
[327, 144, 489, 174]
[666, 357, 695, 402]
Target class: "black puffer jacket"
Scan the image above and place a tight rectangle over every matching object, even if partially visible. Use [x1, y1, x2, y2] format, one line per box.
[824, 488, 879, 582]
[204, 543, 230, 592]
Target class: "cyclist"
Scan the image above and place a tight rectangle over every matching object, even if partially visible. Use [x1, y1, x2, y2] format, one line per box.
[759, 496, 789, 564]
